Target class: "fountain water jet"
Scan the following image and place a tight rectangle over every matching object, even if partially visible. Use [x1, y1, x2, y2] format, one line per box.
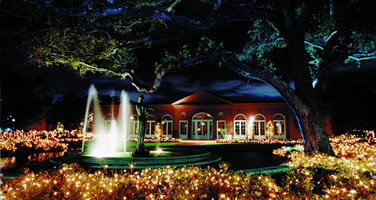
[54, 85, 221, 169]
[81, 85, 130, 157]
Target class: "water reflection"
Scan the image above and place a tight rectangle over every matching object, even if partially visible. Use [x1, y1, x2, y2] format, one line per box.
[1, 157, 17, 169]
[0, 152, 65, 169]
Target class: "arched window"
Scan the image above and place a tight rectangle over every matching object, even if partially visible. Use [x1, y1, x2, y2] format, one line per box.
[102, 114, 115, 136]
[234, 114, 246, 136]
[192, 112, 213, 140]
[162, 114, 173, 136]
[253, 114, 266, 137]
[217, 120, 226, 139]
[146, 115, 156, 136]
[273, 114, 286, 136]
[129, 115, 138, 136]
[193, 113, 213, 119]
[179, 120, 188, 139]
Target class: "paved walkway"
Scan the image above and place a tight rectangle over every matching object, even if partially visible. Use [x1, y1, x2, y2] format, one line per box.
[174, 140, 216, 146]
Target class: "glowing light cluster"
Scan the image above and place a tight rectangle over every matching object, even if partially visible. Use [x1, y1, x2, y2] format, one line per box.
[216, 138, 303, 145]
[2, 134, 376, 199]
[272, 134, 376, 199]
[1, 137, 68, 156]
[0, 129, 90, 142]
[1, 163, 249, 199]
[127, 137, 182, 143]
[0, 129, 93, 156]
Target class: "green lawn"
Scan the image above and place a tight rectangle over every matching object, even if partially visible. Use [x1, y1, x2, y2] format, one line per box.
[129, 141, 181, 148]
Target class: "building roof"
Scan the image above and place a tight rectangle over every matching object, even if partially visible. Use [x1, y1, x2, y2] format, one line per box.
[172, 91, 233, 105]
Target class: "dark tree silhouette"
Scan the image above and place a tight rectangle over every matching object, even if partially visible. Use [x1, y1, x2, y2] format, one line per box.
[1, 0, 376, 154]
[1, 66, 53, 129]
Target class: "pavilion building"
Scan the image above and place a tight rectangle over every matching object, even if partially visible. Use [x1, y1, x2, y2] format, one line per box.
[127, 91, 303, 140]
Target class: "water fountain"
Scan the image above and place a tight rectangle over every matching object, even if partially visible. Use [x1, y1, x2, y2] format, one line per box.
[81, 85, 130, 157]
[54, 85, 221, 169]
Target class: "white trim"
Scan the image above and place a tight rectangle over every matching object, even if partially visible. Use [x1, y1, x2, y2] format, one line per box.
[192, 112, 213, 140]
[273, 113, 286, 139]
[192, 112, 213, 120]
[162, 114, 173, 137]
[234, 114, 247, 137]
[129, 115, 138, 137]
[253, 114, 266, 140]
[216, 120, 226, 139]
[146, 114, 156, 136]
[162, 114, 173, 120]
[179, 120, 188, 139]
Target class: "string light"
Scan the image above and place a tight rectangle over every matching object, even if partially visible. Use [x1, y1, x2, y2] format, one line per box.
[1, 134, 376, 199]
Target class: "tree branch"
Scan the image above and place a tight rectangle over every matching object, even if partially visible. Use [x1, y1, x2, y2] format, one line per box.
[222, 54, 310, 116]
[347, 55, 376, 63]
[131, 51, 221, 93]
[304, 41, 324, 50]
[22, 0, 252, 32]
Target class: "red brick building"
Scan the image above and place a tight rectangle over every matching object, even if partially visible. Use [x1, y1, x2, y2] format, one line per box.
[128, 91, 302, 140]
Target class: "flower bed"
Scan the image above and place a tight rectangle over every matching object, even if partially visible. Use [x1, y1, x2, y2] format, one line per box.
[272, 134, 376, 199]
[1, 134, 376, 199]
[0, 139, 68, 157]
[128, 137, 182, 143]
[216, 138, 303, 145]
[0, 130, 71, 156]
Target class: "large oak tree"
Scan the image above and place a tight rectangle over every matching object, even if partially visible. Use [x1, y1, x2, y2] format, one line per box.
[1, 0, 376, 154]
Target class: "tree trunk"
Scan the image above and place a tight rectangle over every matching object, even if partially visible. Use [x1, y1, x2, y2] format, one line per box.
[227, 58, 335, 155]
[290, 97, 335, 155]
[274, 6, 335, 155]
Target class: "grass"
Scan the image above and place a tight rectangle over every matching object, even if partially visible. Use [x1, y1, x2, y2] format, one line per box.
[83, 141, 181, 150]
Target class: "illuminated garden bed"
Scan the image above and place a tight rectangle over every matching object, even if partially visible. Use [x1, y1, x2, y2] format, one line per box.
[128, 137, 182, 143]
[1, 134, 376, 199]
[0, 130, 88, 157]
[216, 138, 303, 145]
[0, 139, 68, 157]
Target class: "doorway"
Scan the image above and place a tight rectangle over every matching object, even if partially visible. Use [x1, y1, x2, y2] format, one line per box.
[192, 113, 213, 140]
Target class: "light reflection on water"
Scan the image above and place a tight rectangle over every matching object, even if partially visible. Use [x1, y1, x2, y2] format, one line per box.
[0, 152, 65, 169]
[0, 157, 17, 169]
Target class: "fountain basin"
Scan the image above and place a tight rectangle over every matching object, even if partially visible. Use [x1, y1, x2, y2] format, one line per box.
[52, 147, 221, 169]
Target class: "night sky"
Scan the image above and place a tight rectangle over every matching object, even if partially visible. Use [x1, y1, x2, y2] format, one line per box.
[9, 53, 376, 106]
[28, 63, 282, 104]
[27, 59, 376, 103]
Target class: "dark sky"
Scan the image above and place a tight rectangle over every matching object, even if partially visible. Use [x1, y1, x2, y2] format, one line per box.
[27, 60, 376, 106]
[30, 63, 282, 104]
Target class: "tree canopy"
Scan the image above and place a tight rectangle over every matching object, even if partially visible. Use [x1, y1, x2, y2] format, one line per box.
[1, 0, 375, 154]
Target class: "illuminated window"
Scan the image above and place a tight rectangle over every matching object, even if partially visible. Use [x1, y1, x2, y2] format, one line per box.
[179, 120, 188, 135]
[192, 112, 213, 139]
[253, 114, 266, 136]
[234, 114, 246, 136]
[146, 115, 156, 136]
[162, 114, 173, 135]
[129, 115, 138, 135]
[217, 120, 226, 138]
[103, 115, 113, 134]
[193, 113, 212, 119]
[273, 114, 286, 136]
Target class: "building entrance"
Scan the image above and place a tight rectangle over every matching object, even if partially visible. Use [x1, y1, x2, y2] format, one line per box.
[192, 113, 213, 140]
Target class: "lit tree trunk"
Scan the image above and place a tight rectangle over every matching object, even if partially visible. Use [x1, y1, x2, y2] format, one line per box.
[272, 1, 335, 155]
[285, 50, 335, 155]
[288, 95, 335, 155]
[228, 55, 335, 155]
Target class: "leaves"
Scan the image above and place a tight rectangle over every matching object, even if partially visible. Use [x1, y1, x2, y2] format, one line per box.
[28, 28, 137, 77]
[239, 19, 284, 73]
